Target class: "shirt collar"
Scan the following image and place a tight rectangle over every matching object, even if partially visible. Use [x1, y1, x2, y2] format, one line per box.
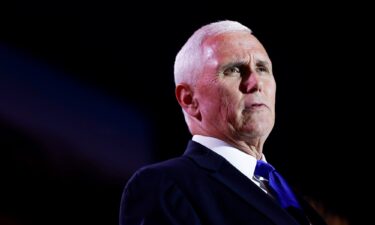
[192, 135, 258, 180]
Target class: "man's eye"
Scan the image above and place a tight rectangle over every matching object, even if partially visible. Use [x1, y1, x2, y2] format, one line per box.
[256, 66, 269, 73]
[224, 66, 241, 76]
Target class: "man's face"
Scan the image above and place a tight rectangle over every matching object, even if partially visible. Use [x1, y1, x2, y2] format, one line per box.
[195, 31, 276, 141]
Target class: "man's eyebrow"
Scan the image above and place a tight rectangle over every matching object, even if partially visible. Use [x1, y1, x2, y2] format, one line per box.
[255, 60, 271, 66]
[219, 60, 248, 70]
[219, 59, 271, 71]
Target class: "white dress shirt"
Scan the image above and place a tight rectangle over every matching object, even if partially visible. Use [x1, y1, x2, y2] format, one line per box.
[192, 135, 268, 193]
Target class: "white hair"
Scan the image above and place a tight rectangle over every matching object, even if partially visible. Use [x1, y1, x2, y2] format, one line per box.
[174, 20, 252, 85]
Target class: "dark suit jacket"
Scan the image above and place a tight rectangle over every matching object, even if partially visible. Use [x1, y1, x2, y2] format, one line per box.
[120, 141, 326, 225]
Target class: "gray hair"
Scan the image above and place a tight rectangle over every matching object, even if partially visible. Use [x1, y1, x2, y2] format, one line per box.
[174, 20, 252, 85]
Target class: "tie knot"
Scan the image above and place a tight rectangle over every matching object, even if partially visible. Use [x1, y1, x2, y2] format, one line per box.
[254, 160, 302, 210]
[254, 160, 275, 179]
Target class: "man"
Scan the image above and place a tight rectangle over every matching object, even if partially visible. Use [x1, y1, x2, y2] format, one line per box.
[120, 20, 327, 225]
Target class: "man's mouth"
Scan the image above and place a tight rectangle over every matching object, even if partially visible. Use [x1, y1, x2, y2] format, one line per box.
[245, 103, 267, 111]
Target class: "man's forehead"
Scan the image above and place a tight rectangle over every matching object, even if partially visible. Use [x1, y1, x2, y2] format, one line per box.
[202, 35, 270, 63]
[204, 32, 260, 49]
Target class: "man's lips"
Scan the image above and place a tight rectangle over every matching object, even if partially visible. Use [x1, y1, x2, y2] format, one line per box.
[244, 103, 268, 111]
[251, 103, 266, 107]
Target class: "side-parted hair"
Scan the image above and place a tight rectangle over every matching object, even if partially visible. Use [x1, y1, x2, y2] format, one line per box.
[174, 20, 252, 85]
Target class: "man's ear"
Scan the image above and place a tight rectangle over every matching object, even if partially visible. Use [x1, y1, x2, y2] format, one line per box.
[175, 84, 200, 119]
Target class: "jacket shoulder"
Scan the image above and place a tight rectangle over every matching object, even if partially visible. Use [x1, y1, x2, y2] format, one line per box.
[130, 156, 192, 183]
[120, 156, 203, 224]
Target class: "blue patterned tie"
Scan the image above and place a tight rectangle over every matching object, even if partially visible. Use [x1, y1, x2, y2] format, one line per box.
[255, 160, 301, 209]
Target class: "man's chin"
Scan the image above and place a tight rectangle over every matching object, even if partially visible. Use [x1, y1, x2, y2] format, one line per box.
[239, 126, 272, 139]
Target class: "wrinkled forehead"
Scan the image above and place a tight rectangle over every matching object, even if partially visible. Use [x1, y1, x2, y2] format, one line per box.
[201, 31, 271, 64]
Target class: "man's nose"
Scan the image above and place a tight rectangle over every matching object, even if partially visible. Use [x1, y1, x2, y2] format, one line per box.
[240, 72, 263, 94]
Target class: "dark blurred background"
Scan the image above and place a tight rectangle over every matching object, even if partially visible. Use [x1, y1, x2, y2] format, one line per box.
[0, 4, 372, 225]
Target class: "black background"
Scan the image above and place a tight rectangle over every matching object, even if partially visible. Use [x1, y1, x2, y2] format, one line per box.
[0, 4, 372, 225]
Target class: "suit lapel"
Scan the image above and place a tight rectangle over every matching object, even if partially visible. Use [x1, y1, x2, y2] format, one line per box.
[184, 141, 300, 225]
